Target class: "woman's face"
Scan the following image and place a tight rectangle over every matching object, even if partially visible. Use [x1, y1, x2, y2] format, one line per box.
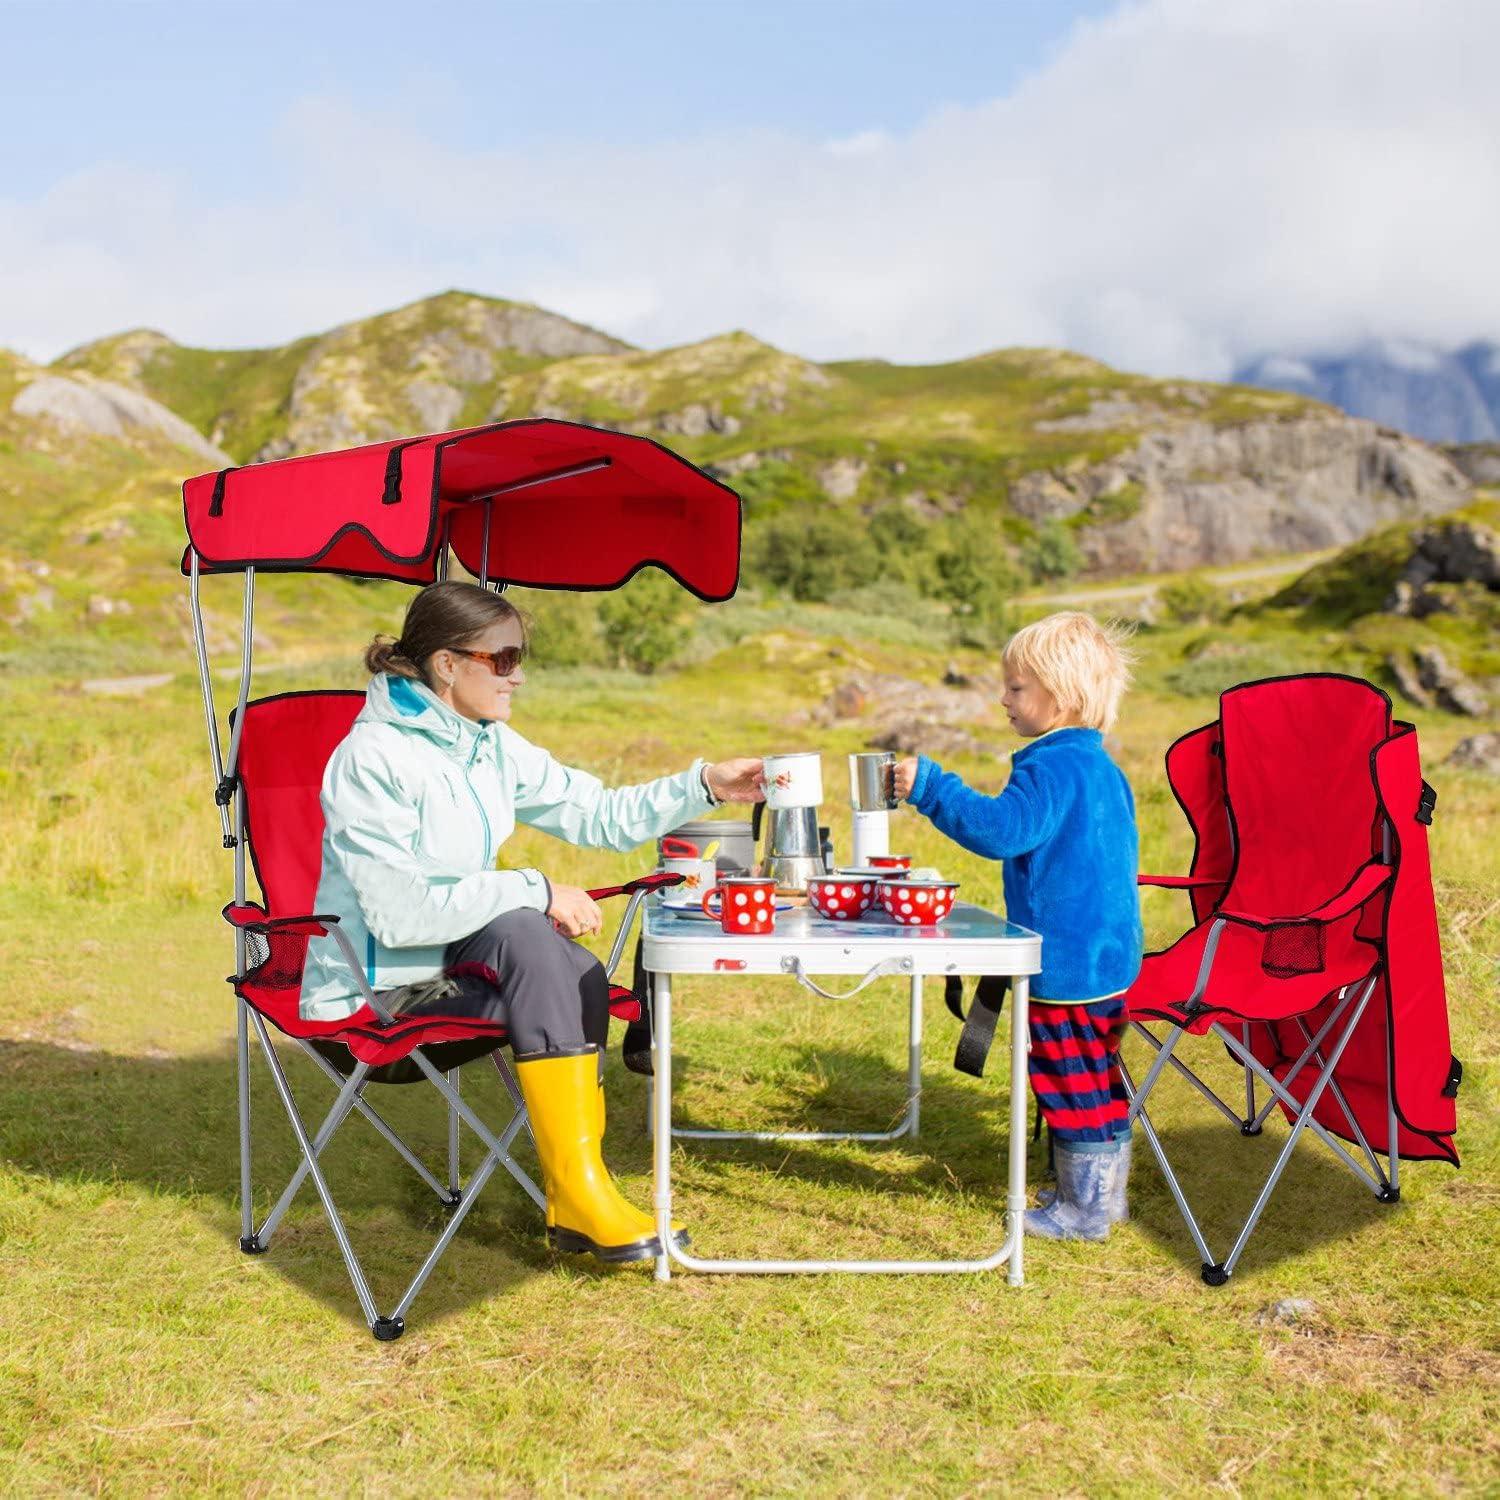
[430, 616, 527, 723]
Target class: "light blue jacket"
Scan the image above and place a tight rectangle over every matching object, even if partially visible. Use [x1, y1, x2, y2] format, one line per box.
[300, 673, 713, 1020]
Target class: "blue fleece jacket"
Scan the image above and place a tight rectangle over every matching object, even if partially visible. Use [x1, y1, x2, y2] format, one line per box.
[909, 728, 1143, 1001]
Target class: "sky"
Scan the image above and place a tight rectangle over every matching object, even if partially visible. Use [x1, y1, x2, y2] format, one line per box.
[3, 0, 1498, 378]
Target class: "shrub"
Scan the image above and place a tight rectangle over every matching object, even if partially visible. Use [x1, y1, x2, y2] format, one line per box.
[597, 569, 691, 674]
[1163, 646, 1301, 698]
[1157, 576, 1227, 625]
[931, 513, 1022, 646]
[1022, 521, 1082, 583]
[518, 589, 604, 668]
[745, 505, 882, 601]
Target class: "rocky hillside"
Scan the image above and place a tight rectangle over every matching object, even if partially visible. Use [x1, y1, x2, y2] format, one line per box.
[35, 291, 1476, 576]
[3, 290, 1490, 677]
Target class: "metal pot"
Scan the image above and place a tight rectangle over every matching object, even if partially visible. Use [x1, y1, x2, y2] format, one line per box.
[849, 751, 898, 812]
[660, 819, 756, 875]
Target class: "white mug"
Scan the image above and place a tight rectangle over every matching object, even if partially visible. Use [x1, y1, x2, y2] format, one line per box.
[662, 856, 717, 894]
[762, 751, 823, 809]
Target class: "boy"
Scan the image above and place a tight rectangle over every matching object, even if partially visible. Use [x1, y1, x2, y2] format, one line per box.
[893, 611, 1143, 1240]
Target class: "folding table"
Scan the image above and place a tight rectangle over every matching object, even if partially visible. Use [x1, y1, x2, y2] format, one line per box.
[643, 899, 1042, 1280]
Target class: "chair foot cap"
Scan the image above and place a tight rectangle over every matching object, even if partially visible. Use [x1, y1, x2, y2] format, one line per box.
[372, 1316, 406, 1342]
[1377, 1184, 1401, 1204]
[1201, 1262, 1230, 1287]
[1240, 1122, 1263, 1137]
[239, 1235, 267, 1255]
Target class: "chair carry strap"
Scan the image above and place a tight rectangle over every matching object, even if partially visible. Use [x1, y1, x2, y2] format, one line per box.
[949, 973, 1010, 1078]
[621, 935, 654, 1076]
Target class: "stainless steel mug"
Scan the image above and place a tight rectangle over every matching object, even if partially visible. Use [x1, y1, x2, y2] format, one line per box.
[849, 751, 898, 812]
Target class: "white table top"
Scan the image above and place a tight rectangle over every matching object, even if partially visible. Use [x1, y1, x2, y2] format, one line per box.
[641, 897, 1042, 977]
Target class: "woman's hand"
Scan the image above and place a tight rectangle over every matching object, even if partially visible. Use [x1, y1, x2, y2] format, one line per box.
[547, 883, 604, 939]
[704, 757, 768, 804]
[893, 756, 919, 802]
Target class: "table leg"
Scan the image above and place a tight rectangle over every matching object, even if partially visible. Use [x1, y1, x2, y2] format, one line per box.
[1008, 974, 1030, 1287]
[652, 971, 673, 1283]
[907, 972, 923, 1138]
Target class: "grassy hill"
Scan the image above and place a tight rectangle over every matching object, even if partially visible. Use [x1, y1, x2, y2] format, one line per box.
[3, 290, 1489, 688]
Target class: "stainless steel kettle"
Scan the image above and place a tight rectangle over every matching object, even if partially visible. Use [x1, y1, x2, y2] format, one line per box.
[751, 801, 827, 892]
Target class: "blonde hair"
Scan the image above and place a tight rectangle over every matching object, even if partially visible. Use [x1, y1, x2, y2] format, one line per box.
[1002, 611, 1136, 733]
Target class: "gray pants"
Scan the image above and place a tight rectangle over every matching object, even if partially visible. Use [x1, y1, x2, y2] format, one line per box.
[397, 908, 610, 1057]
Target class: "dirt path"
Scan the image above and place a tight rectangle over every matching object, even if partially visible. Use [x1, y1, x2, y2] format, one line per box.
[1025, 554, 1332, 607]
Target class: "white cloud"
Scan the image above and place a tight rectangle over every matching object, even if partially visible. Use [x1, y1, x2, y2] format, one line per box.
[3, 0, 1499, 377]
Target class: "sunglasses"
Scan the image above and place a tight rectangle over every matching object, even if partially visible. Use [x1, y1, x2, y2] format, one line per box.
[452, 645, 526, 676]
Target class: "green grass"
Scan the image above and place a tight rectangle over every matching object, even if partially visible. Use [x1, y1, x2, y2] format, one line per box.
[1, 626, 1496, 1493]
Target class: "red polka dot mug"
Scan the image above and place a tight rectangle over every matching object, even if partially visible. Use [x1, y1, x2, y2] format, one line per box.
[701, 876, 779, 934]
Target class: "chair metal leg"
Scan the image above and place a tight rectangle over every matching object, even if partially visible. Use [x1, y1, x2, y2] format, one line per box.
[1131, 1021, 1244, 1130]
[257, 1061, 370, 1247]
[1119, 1051, 1218, 1267]
[1293, 1015, 1389, 1188]
[1214, 976, 1376, 1278]
[297, 1042, 451, 1201]
[411, 1050, 546, 1213]
[250, 1014, 381, 1331]
[1385, 1030, 1401, 1201]
[237, 998, 254, 1248]
[448, 1068, 462, 1202]
[1242, 1024, 1258, 1134]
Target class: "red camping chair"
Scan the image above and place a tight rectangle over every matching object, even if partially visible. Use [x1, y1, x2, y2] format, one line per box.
[182, 419, 741, 1340]
[1124, 674, 1460, 1284]
[223, 690, 681, 1339]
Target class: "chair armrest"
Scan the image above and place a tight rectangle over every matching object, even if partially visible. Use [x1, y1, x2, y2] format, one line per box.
[1138, 873, 1228, 889]
[222, 902, 343, 937]
[587, 872, 685, 901]
[222, 904, 392, 1023]
[1218, 863, 1392, 929]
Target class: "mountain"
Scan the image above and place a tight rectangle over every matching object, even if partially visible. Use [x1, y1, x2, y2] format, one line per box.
[1235, 339, 1500, 444]
[2, 291, 1485, 675]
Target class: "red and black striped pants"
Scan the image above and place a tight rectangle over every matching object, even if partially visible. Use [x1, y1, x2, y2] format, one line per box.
[1029, 995, 1130, 1144]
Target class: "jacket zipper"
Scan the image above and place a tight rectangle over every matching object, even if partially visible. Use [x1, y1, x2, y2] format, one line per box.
[462, 735, 494, 865]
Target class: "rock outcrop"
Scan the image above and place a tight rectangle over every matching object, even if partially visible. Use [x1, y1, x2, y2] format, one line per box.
[1446, 733, 1500, 773]
[1385, 645, 1491, 716]
[11, 372, 230, 464]
[1385, 516, 1500, 617]
[1012, 415, 1471, 574]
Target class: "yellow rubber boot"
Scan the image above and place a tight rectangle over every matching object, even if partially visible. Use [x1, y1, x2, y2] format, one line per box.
[514, 1047, 661, 1263]
[594, 1073, 687, 1246]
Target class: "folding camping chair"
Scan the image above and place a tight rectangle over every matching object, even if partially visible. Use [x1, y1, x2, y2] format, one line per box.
[1123, 674, 1460, 1285]
[222, 689, 678, 1339]
[181, 418, 742, 1339]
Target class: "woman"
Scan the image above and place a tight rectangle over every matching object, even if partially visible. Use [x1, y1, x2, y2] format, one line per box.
[300, 580, 765, 1263]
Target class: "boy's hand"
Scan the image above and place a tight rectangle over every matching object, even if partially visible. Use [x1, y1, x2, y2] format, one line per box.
[893, 756, 919, 801]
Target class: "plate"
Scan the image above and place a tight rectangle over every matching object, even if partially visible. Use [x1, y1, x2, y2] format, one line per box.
[660, 897, 795, 921]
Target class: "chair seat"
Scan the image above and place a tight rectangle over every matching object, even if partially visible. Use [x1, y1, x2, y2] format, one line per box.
[1126, 915, 1380, 1033]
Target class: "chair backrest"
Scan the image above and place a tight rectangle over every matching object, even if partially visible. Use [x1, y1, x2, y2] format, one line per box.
[1217, 674, 1391, 917]
[233, 691, 364, 916]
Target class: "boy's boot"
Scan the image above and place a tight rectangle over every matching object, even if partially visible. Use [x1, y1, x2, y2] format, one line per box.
[1036, 1134, 1131, 1223]
[1025, 1140, 1119, 1241]
[514, 1046, 664, 1263]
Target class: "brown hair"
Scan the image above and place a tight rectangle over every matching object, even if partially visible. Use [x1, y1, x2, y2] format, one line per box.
[365, 581, 528, 686]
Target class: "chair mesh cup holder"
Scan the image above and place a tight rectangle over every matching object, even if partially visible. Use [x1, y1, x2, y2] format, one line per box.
[1260, 920, 1325, 979]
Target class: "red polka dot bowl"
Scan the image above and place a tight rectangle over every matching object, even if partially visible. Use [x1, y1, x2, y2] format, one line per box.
[877, 876, 960, 926]
[806, 872, 882, 921]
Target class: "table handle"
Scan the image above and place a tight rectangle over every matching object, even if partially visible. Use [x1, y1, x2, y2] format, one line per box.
[779, 954, 914, 999]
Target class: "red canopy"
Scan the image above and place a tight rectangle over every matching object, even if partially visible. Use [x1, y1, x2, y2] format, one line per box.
[180, 419, 742, 599]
